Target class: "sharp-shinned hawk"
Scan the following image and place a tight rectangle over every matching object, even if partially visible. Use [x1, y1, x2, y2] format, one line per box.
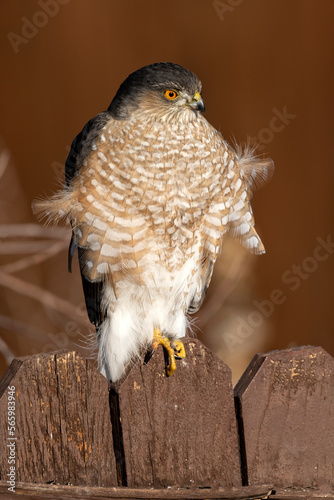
[35, 62, 273, 382]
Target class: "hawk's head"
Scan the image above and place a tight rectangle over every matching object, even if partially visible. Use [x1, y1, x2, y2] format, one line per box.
[109, 62, 205, 122]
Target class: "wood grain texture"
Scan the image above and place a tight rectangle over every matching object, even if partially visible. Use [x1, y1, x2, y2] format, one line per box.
[234, 346, 334, 488]
[114, 338, 241, 488]
[0, 481, 273, 499]
[0, 350, 117, 487]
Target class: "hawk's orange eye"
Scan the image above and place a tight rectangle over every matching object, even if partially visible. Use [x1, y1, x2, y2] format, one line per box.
[164, 90, 178, 100]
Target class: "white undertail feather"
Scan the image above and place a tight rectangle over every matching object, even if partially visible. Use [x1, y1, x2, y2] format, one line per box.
[99, 262, 191, 381]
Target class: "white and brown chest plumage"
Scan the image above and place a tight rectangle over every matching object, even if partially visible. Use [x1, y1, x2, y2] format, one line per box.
[60, 110, 264, 313]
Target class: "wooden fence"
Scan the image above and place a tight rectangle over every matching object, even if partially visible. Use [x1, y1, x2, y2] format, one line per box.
[0, 339, 333, 499]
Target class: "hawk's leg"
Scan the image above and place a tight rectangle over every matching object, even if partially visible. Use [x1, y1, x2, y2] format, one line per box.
[145, 328, 186, 376]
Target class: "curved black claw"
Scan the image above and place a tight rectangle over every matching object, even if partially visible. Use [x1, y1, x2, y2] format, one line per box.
[144, 348, 155, 365]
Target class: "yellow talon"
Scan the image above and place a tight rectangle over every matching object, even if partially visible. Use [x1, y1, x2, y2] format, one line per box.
[152, 328, 185, 377]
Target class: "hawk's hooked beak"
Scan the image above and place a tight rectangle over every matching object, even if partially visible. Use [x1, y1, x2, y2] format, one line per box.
[189, 92, 205, 113]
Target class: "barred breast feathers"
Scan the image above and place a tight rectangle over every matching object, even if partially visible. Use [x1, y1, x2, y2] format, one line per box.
[33, 113, 273, 282]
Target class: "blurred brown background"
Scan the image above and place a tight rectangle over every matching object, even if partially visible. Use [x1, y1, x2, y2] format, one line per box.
[0, 0, 333, 382]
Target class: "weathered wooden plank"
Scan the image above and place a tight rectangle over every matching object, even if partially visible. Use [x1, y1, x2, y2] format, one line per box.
[114, 338, 242, 488]
[0, 350, 117, 487]
[273, 489, 334, 500]
[234, 346, 334, 488]
[0, 481, 273, 499]
[4, 483, 334, 500]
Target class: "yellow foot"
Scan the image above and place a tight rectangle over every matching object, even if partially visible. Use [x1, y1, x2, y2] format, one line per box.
[152, 328, 186, 377]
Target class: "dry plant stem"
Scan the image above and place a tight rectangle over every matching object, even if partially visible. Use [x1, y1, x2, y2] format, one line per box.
[0, 335, 15, 365]
[0, 270, 89, 328]
[0, 240, 67, 255]
[0, 241, 68, 274]
[0, 313, 49, 341]
[0, 148, 10, 179]
[0, 223, 68, 239]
